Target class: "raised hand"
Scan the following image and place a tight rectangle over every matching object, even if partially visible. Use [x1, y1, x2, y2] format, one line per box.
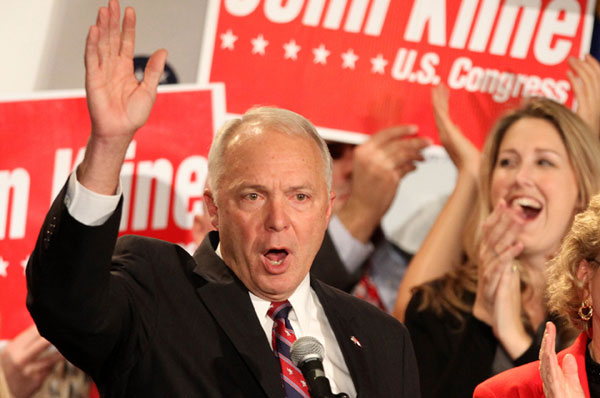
[568, 54, 600, 138]
[78, 0, 167, 194]
[1, 325, 63, 398]
[540, 322, 585, 398]
[337, 125, 430, 242]
[432, 83, 480, 177]
[473, 199, 531, 358]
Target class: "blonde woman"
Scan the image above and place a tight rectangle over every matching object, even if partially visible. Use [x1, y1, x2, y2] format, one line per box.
[400, 93, 600, 398]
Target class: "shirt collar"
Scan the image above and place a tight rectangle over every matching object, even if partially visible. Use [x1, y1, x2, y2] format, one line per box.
[248, 273, 312, 334]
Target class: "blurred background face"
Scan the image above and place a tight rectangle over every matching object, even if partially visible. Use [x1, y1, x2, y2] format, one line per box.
[490, 117, 579, 258]
[328, 141, 356, 214]
[212, 129, 333, 301]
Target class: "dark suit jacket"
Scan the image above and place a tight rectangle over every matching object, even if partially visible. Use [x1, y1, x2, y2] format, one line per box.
[312, 229, 412, 293]
[26, 186, 420, 397]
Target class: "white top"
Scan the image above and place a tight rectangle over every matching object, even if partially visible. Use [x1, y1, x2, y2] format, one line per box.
[64, 171, 356, 397]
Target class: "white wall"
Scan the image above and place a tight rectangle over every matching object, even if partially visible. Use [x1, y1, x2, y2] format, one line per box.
[0, 1, 56, 92]
[0, 0, 206, 93]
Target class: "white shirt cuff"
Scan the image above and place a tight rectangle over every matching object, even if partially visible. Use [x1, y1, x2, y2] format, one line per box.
[65, 170, 121, 226]
[328, 215, 374, 273]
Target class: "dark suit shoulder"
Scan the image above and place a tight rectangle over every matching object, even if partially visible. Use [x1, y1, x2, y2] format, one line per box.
[112, 234, 197, 276]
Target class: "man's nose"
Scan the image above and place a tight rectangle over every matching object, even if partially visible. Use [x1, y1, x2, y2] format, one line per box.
[265, 197, 291, 232]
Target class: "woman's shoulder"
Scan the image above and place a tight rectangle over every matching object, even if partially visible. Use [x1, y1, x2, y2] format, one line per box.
[473, 359, 543, 398]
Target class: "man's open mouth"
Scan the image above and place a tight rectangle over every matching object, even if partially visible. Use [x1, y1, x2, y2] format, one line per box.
[264, 248, 289, 266]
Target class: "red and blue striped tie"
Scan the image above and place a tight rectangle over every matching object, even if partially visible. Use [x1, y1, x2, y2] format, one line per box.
[268, 301, 311, 398]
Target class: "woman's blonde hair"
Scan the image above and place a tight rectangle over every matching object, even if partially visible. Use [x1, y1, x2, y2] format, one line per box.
[547, 193, 600, 331]
[417, 98, 600, 323]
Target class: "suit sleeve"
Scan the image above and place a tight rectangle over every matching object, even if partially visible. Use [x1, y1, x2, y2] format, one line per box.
[26, 184, 136, 379]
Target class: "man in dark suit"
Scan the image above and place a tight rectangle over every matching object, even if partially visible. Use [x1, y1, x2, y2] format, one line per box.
[26, 1, 419, 396]
[311, 135, 431, 312]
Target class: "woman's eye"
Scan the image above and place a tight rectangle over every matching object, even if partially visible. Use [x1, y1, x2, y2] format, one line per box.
[498, 158, 512, 167]
[538, 158, 554, 167]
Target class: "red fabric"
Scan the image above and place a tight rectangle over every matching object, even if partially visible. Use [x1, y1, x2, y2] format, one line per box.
[90, 383, 99, 398]
[473, 332, 590, 398]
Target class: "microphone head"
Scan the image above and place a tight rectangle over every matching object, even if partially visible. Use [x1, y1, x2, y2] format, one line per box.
[290, 336, 325, 367]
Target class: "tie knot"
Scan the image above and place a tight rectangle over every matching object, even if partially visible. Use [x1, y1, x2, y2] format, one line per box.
[267, 300, 292, 320]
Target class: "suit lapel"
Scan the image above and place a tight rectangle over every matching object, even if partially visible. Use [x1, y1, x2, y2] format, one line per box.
[312, 279, 375, 397]
[192, 233, 283, 398]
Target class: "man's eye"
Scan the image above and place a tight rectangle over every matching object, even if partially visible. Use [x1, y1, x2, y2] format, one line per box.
[247, 193, 259, 200]
[296, 194, 307, 201]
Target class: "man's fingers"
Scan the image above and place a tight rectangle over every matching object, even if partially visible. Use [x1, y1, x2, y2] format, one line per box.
[96, 7, 110, 67]
[141, 49, 168, 92]
[108, 0, 121, 57]
[120, 6, 136, 59]
[85, 25, 100, 75]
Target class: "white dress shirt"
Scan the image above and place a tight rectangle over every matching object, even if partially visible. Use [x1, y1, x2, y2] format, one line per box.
[64, 171, 356, 397]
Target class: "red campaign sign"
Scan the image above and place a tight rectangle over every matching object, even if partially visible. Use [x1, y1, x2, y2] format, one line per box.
[0, 84, 225, 339]
[199, 0, 596, 147]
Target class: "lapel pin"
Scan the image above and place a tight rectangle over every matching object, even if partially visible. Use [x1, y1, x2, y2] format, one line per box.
[350, 336, 362, 348]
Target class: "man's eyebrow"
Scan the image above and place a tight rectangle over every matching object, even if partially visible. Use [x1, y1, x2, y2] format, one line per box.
[232, 182, 267, 192]
[287, 184, 315, 192]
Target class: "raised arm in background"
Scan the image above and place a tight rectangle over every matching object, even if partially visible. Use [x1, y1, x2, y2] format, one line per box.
[568, 54, 600, 139]
[393, 84, 480, 322]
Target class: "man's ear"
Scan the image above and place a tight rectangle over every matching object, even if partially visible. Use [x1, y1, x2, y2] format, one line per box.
[326, 190, 336, 222]
[577, 259, 593, 303]
[203, 190, 219, 230]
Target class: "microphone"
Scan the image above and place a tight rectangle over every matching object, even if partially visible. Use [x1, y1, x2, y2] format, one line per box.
[290, 336, 349, 398]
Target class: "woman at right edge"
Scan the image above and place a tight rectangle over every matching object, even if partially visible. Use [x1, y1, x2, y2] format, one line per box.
[393, 55, 600, 398]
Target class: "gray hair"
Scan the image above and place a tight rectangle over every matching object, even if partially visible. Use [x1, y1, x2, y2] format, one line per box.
[207, 106, 333, 202]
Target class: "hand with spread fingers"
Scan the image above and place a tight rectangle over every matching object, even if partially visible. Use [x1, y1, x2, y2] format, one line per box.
[473, 199, 531, 358]
[539, 322, 585, 398]
[567, 54, 600, 138]
[1, 325, 63, 398]
[78, 0, 167, 195]
[337, 125, 430, 243]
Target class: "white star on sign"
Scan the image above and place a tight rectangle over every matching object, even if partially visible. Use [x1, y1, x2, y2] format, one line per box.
[341, 49, 359, 69]
[0, 257, 8, 277]
[251, 34, 269, 55]
[370, 54, 388, 74]
[220, 29, 238, 50]
[285, 330, 291, 336]
[287, 368, 293, 375]
[283, 39, 301, 60]
[312, 44, 330, 65]
[301, 381, 307, 387]
[21, 255, 29, 274]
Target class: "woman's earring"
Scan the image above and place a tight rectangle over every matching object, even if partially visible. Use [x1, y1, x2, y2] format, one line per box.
[579, 300, 593, 321]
